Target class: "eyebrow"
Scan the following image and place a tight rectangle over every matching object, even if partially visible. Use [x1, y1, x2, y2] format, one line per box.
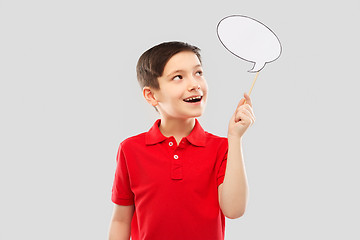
[166, 64, 202, 78]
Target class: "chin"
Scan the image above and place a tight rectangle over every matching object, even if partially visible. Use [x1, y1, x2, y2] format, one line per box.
[191, 110, 205, 118]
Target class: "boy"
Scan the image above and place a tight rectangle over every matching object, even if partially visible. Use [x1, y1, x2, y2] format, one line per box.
[108, 41, 255, 240]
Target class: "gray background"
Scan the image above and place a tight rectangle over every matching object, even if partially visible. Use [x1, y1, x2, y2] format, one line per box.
[1, 0, 359, 239]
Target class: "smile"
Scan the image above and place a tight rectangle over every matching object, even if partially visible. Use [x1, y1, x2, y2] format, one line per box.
[183, 96, 202, 102]
[183, 96, 203, 105]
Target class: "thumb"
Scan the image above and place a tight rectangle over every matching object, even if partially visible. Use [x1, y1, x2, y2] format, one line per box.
[231, 98, 245, 121]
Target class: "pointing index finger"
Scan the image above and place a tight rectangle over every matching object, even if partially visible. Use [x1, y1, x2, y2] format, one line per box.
[243, 92, 253, 107]
[237, 98, 246, 108]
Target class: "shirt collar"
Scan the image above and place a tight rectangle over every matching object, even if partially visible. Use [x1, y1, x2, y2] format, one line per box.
[145, 118, 206, 147]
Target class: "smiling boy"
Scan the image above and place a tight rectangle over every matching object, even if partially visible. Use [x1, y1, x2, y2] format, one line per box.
[108, 41, 255, 240]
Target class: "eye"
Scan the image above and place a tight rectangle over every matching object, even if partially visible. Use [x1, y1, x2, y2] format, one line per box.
[172, 75, 183, 81]
[195, 70, 203, 76]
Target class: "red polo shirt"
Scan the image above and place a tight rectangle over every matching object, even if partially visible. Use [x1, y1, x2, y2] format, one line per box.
[112, 118, 228, 240]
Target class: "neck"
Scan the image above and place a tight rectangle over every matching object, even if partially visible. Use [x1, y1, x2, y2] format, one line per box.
[159, 117, 196, 138]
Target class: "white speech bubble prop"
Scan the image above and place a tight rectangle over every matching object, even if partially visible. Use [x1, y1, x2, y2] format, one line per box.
[217, 15, 282, 72]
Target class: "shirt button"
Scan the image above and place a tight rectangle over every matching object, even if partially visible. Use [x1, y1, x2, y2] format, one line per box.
[174, 155, 178, 159]
[169, 142, 173, 146]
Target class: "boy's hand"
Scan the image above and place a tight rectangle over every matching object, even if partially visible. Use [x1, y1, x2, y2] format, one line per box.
[227, 92, 256, 139]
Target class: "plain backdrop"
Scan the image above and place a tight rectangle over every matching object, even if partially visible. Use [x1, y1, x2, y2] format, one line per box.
[1, 0, 359, 239]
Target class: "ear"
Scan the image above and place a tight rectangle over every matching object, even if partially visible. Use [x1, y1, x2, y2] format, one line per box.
[143, 87, 158, 106]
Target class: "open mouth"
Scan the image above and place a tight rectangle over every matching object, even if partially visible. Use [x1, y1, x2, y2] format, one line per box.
[183, 96, 203, 103]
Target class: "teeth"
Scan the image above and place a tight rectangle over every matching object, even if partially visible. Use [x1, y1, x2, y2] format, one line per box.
[184, 96, 202, 102]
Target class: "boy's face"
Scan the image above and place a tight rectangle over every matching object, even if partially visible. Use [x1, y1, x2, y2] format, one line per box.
[147, 51, 208, 119]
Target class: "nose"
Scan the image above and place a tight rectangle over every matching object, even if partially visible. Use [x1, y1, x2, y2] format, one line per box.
[188, 76, 201, 91]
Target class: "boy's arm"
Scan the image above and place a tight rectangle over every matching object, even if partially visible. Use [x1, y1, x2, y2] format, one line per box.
[108, 204, 135, 240]
[218, 137, 249, 219]
[219, 93, 255, 219]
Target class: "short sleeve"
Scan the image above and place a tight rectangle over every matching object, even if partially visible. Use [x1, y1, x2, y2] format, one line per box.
[111, 142, 135, 205]
[217, 139, 228, 187]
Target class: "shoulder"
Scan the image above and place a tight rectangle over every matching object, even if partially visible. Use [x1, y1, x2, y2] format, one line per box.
[203, 131, 228, 161]
[204, 131, 227, 142]
[204, 131, 228, 148]
[118, 132, 147, 150]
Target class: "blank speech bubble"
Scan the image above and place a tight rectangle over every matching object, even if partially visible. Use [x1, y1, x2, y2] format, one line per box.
[217, 15, 282, 72]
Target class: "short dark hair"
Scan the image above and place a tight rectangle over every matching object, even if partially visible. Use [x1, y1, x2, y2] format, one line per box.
[136, 41, 202, 113]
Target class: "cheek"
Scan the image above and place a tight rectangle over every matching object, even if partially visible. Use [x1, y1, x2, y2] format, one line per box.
[201, 79, 208, 90]
[202, 82, 208, 95]
[173, 92, 185, 102]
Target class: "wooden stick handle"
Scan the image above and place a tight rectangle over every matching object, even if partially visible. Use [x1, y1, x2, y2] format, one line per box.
[244, 71, 259, 104]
